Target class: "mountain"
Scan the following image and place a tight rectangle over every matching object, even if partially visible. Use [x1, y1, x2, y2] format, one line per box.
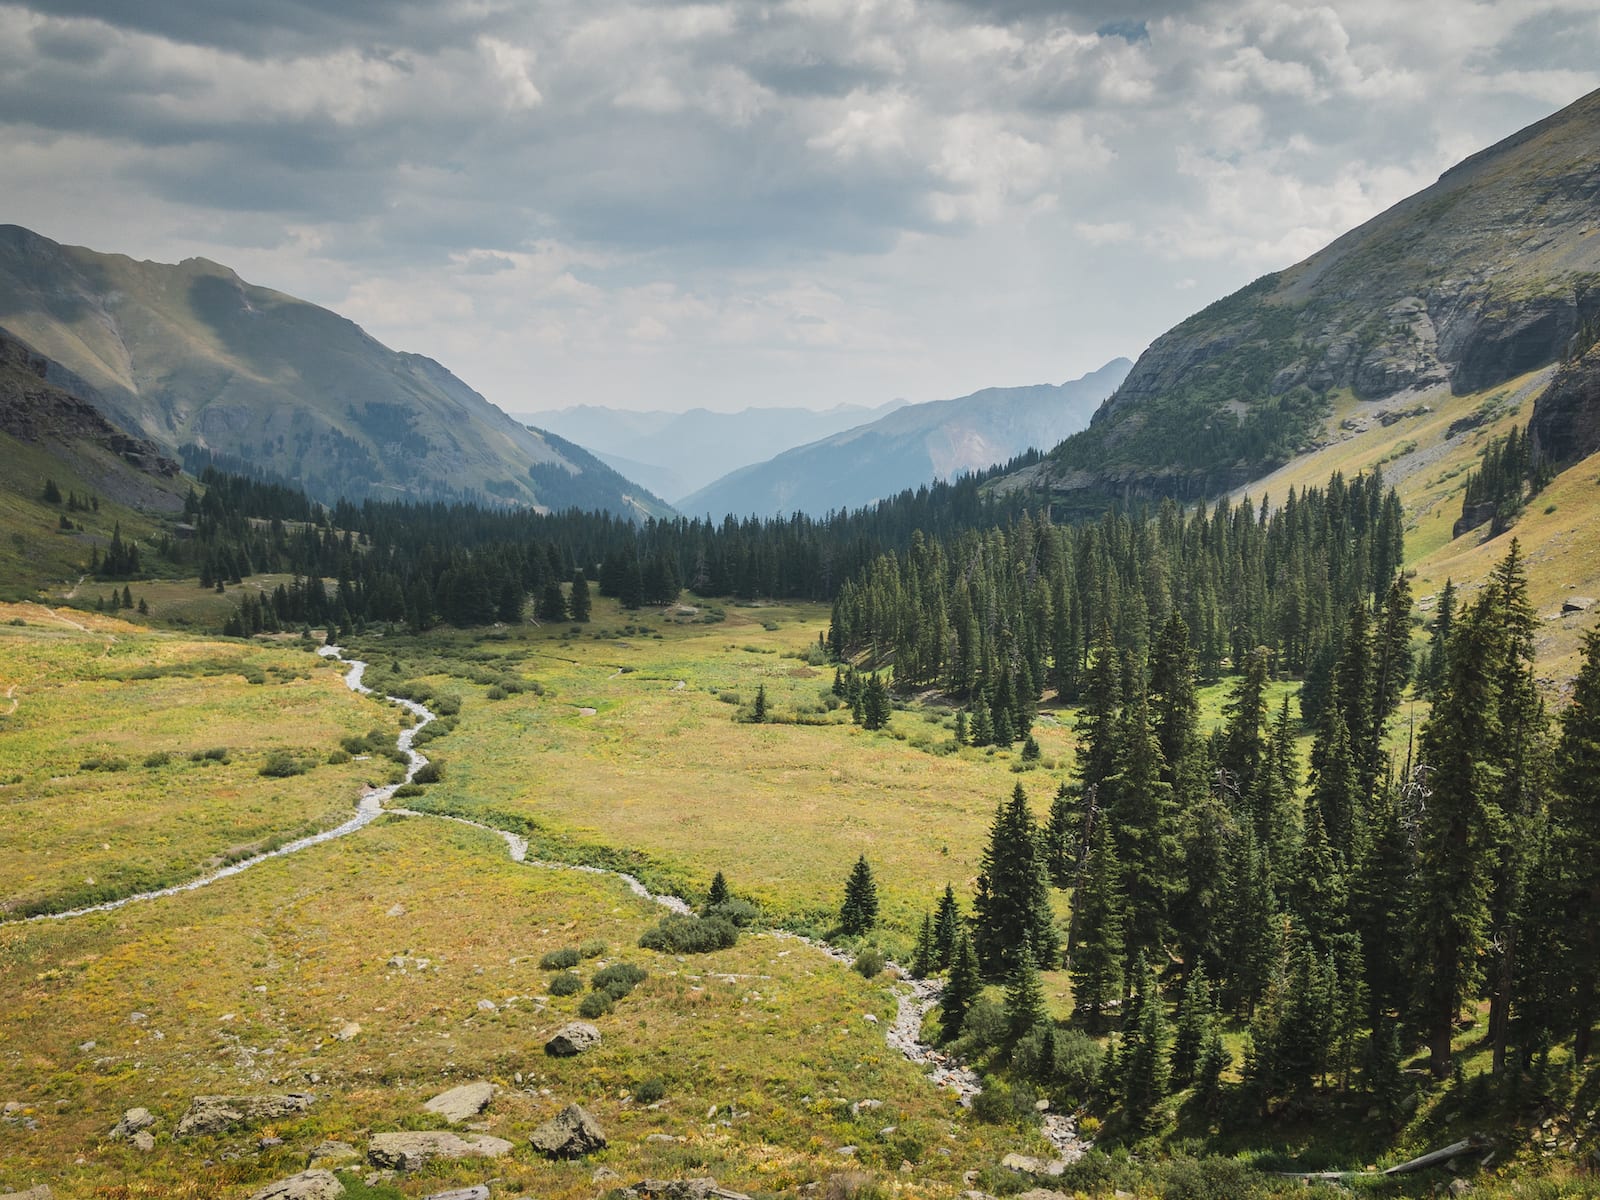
[1004, 87, 1600, 516]
[0, 225, 671, 519]
[512, 399, 907, 502]
[678, 359, 1132, 518]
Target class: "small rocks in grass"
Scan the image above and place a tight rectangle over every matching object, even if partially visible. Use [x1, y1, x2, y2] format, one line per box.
[245, 1169, 345, 1200]
[176, 1094, 316, 1137]
[529, 1103, 607, 1159]
[109, 1107, 156, 1140]
[367, 1131, 513, 1171]
[307, 1141, 360, 1169]
[0, 1187, 53, 1200]
[131, 1131, 155, 1152]
[423, 1188, 491, 1200]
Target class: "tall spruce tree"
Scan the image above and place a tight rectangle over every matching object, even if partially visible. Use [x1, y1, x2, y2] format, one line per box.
[1005, 943, 1049, 1044]
[840, 855, 879, 936]
[1108, 686, 1180, 971]
[933, 884, 961, 970]
[1554, 628, 1600, 1061]
[973, 784, 1060, 978]
[941, 931, 981, 1043]
[1070, 815, 1125, 1034]
[1120, 954, 1171, 1133]
[568, 568, 592, 622]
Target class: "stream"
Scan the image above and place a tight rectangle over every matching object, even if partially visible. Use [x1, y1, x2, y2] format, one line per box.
[18, 645, 1089, 1161]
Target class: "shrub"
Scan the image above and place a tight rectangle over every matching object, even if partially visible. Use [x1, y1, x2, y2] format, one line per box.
[548, 971, 582, 996]
[704, 898, 761, 928]
[577, 991, 613, 1019]
[956, 997, 1007, 1057]
[638, 913, 739, 954]
[578, 938, 608, 959]
[970, 1076, 1042, 1127]
[192, 746, 230, 762]
[853, 948, 886, 978]
[592, 962, 648, 999]
[634, 1078, 666, 1104]
[142, 750, 172, 768]
[80, 754, 128, 772]
[260, 750, 312, 778]
[391, 783, 424, 798]
[411, 760, 442, 784]
[540, 947, 581, 970]
[327, 748, 352, 764]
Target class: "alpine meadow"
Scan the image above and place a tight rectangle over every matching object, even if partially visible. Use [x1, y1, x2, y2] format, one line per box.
[3, 9, 1600, 1200]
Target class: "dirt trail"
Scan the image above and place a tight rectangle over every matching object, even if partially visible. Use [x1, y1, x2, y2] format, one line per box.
[2, 684, 16, 716]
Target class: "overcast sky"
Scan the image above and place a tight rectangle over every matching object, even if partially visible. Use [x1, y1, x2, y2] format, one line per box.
[3, 2, 1597, 415]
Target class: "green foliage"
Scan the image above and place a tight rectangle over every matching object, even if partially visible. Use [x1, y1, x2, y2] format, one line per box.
[592, 962, 648, 999]
[410, 759, 442, 784]
[577, 989, 613, 1019]
[840, 854, 879, 936]
[973, 783, 1058, 979]
[638, 913, 740, 954]
[853, 947, 886, 978]
[578, 938, 608, 958]
[548, 971, 582, 996]
[633, 1077, 666, 1105]
[539, 947, 581, 970]
[258, 750, 313, 777]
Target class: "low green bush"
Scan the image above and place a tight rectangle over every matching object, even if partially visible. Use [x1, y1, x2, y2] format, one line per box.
[540, 947, 581, 970]
[548, 971, 582, 996]
[638, 913, 739, 954]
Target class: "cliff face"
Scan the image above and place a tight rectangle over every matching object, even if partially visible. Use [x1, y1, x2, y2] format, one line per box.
[1024, 87, 1600, 512]
[1529, 332, 1600, 467]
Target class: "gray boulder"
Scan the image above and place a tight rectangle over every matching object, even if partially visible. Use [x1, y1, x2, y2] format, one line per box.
[306, 1141, 361, 1169]
[110, 1107, 157, 1140]
[423, 1189, 491, 1200]
[0, 1188, 52, 1200]
[367, 1131, 514, 1171]
[621, 1182, 752, 1200]
[422, 1081, 496, 1124]
[1001, 1153, 1066, 1177]
[131, 1131, 155, 1153]
[529, 1103, 607, 1159]
[544, 1022, 601, 1057]
[246, 1170, 345, 1200]
[175, 1093, 316, 1137]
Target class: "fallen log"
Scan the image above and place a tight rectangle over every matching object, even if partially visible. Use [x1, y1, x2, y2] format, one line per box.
[1272, 1135, 1489, 1180]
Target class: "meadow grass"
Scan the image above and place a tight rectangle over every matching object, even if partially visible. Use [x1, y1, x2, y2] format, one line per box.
[0, 815, 1031, 1199]
[0, 605, 394, 917]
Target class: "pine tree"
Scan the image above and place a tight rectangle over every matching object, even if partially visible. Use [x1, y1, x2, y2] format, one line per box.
[941, 930, 981, 1042]
[1070, 815, 1124, 1033]
[840, 855, 879, 936]
[862, 673, 891, 730]
[1044, 779, 1076, 889]
[973, 783, 1060, 978]
[705, 870, 730, 910]
[752, 683, 768, 723]
[537, 579, 567, 622]
[1148, 610, 1199, 778]
[1120, 955, 1171, 1133]
[912, 912, 938, 979]
[1219, 647, 1271, 820]
[1553, 627, 1600, 1061]
[1108, 686, 1180, 971]
[1005, 943, 1048, 1044]
[568, 568, 592, 622]
[933, 884, 961, 970]
[954, 708, 968, 745]
[41, 478, 61, 504]
[1170, 962, 1214, 1086]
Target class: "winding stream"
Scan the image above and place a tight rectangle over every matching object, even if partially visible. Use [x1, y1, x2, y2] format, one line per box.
[18, 645, 1087, 1160]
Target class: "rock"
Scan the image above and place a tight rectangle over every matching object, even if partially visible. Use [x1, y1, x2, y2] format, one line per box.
[307, 1140, 360, 1169]
[246, 1170, 345, 1200]
[423, 1081, 496, 1124]
[1530, 334, 1600, 467]
[176, 1094, 317, 1137]
[1017, 1191, 1071, 1200]
[543, 1022, 601, 1057]
[594, 1166, 622, 1182]
[423, 1189, 490, 1200]
[110, 1107, 157, 1140]
[331, 1022, 361, 1042]
[259, 1137, 285, 1150]
[1001, 1153, 1066, 1177]
[0, 1188, 52, 1200]
[1563, 596, 1596, 614]
[367, 1131, 514, 1171]
[621, 1181, 752, 1200]
[1449, 1181, 1474, 1199]
[529, 1103, 607, 1159]
[131, 1131, 155, 1152]
[385, 903, 406, 918]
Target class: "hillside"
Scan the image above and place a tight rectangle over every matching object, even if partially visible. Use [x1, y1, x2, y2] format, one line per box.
[1007, 86, 1600, 515]
[0, 225, 671, 518]
[680, 358, 1131, 518]
[515, 399, 906, 502]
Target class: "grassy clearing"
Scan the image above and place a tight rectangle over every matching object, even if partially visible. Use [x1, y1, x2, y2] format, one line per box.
[0, 816, 1028, 1199]
[0, 605, 393, 917]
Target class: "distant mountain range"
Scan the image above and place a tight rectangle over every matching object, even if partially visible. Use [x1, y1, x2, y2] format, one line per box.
[1004, 86, 1600, 515]
[676, 359, 1132, 518]
[0, 225, 671, 519]
[512, 400, 907, 503]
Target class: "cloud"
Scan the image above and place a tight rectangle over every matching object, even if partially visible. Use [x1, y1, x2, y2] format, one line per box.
[0, 0, 1595, 414]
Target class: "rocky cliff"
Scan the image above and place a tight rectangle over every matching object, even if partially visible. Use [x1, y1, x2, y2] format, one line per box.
[1020, 86, 1600, 513]
[1529, 324, 1600, 467]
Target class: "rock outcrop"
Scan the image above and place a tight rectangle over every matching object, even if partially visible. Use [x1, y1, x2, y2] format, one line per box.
[529, 1103, 607, 1159]
[619, 1181, 753, 1200]
[0, 1187, 53, 1200]
[245, 1170, 345, 1200]
[1529, 335, 1600, 467]
[109, 1107, 156, 1141]
[422, 1081, 496, 1124]
[306, 1141, 361, 1169]
[175, 1094, 316, 1137]
[366, 1131, 514, 1171]
[544, 1022, 601, 1057]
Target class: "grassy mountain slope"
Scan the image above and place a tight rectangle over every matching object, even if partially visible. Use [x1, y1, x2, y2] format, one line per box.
[515, 399, 908, 502]
[0, 225, 671, 518]
[680, 358, 1132, 518]
[1017, 86, 1600, 515]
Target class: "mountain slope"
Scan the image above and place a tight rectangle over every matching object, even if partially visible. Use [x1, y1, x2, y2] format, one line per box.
[513, 399, 907, 502]
[0, 225, 671, 518]
[679, 359, 1131, 518]
[1008, 86, 1600, 515]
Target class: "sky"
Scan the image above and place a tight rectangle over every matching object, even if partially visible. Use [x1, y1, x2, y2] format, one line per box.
[2, 2, 1597, 416]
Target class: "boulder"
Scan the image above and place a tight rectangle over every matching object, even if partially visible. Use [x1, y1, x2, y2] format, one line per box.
[307, 1140, 361, 1169]
[543, 1022, 601, 1057]
[246, 1170, 346, 1200]
[621, 1182, 752, 1200]
[1000, 1153, 1066, 1177]
[110, 1107, 157, 1140]
[176, 1093, 316, 1137]
[131, 1131, 155, 1153]
[1563, 596, 1596, 614]
[366, 1131, 514, 1171]
[423, 1189, 491, 1200]
[0, 1188, 52, 1200]
[422, 1081, 496, 1124]
[529, 1103, 607, 1159]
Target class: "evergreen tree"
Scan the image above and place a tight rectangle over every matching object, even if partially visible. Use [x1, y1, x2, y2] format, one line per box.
[1170, 962, 1214, 1086]
[1070, 815, 1125, 1033]
[1120, 954, 1171, 1133]
[752, 683, 768, 723]
[705, 870, 730, 910]
[912, 912, 938, 979]
[861, 673, 891, 730]
[1222, 825, 1281, 1017]
[1148, 610, 1199, 778]
[41, 478, 61, 503]
[1219, 647, 1271, 821]
[973, 783, 1060, 978]
[1552, 627, 1600, 1061]
[941, 931, 981, 1042]
[933, 884, 961, 970]
[1005, 943, 1048, 1044]
[954, 708, 968, 745]
[840, 855, 879, 936]
[1076, 625, 1122, 791]
[537, 579, 567, 622]
[568, 568, 592, 622]
[1044, 779, 1076, 889]
[1109, 686, 1181, 970]
[1421, 578, 1456, 696]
